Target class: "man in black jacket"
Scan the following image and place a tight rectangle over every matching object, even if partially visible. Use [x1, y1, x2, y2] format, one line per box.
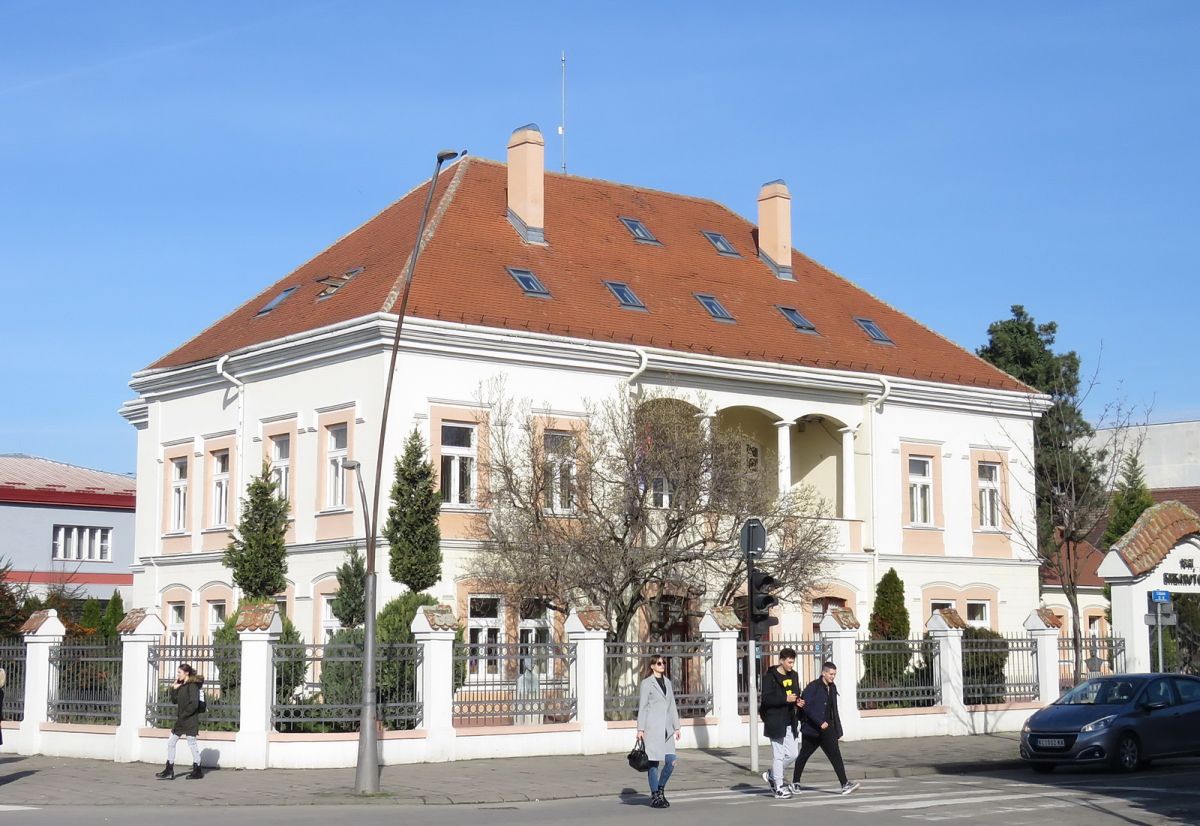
[792, 661, 859, 795]
[758, 647, 804, 799]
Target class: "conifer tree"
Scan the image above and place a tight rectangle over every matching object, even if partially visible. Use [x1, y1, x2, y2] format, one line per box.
[331, 546, 366, 628]
[79, 597, 102, 634]
[223, 462, 290, 599]
[385, 429, 443, 593]
[1101, 453, 1155, 548]
[100, 590, 125, 640]
[868, 568, 910, 640]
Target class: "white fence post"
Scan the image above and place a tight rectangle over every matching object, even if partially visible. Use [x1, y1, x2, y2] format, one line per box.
[699, 607, 741, 748]
[18, 609, 65, 755]
[234, 605, 281, 770]
[412, 605, 456, 763]
[818, 608, 861, 740]
[1025, 608, 1063, 704]
[927, 609, 967, 734]
[115, 609, 166, 763]
[566, 605, 610, 754]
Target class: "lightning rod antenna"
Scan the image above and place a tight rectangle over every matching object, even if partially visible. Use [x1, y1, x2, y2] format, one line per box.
[559, 50, 567, 173]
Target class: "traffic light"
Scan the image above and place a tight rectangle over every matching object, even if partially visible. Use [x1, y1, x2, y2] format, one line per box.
[748, 566, 779, 640]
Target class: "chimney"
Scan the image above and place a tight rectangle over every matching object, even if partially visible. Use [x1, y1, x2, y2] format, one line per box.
[757, 179, 793, 280]
[507, 123, 546, 244]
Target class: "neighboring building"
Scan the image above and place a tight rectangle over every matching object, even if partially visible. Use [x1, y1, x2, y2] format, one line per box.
[121, 123, 1047, 645]
[0, 454, 136, 600]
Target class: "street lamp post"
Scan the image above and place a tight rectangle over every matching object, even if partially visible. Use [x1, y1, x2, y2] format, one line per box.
[349, 149, 463, 795]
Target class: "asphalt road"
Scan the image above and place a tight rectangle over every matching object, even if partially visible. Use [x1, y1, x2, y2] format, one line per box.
[3, 764, 1198, 825]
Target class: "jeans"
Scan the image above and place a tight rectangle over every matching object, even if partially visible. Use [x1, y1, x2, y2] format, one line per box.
[647, 753, 677, 793]
[167, 733, 200, 764]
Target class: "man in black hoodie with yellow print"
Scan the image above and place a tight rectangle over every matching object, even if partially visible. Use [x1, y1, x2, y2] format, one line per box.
[758, 647, 804, 799]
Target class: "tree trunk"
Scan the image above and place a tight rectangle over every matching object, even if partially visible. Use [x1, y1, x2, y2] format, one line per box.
[1065, 585, 1083, 686]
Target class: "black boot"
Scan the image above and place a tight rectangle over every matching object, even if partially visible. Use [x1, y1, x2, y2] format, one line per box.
[186, 762, 203, 780]
[657, 786, 670, 807]
[650, 790, 667, 809]
[154, 761, 174, 780]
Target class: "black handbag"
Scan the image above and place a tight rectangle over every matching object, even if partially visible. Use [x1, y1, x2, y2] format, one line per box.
[627, 738, 650, 772]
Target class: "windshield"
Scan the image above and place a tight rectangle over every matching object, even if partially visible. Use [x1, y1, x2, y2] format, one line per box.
[1056, 679, 1139, 705]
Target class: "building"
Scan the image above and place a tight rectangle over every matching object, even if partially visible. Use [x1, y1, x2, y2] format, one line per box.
[0, 454, 135, 601]
[121, 123, 1047, 645]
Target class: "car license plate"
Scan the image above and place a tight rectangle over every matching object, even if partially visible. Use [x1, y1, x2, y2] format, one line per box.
[1038, 737, 1065, 748]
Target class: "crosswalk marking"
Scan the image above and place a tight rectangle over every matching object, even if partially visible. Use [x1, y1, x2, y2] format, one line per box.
[0, 807, 37, 812]
[850, 790, 1089, 812]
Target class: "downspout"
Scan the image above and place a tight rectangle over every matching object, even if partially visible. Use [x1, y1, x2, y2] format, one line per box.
[625, 347, 649, 397]
[216, 354, 245, 481]
[867, 376, 890, 592]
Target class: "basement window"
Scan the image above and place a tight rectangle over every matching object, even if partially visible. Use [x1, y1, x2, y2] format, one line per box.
[778, 306, 818, 334]
[507, 267, 551, 298]
[619, 216, 659, 244]
[695, 293, 734, 322]
[702, 231, 740, 257]
[316, 267, 363, 300]
[255, 287, 297, 317]
[604, 280, 646, 310]
[855, 317, 893, 344]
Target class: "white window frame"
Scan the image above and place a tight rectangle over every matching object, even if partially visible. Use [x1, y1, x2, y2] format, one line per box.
[439, 422, 477, 507]
[518, 601, 551, 675]
[327, 424, 348, 509]
[466, 595, 503, 680]
[168, 602, 186, 645]
[651, 477, 674, 509]
[322, 595, 343, 642]
[908, 456, 933, 526]
[930, 599, 955, 616]
[978, 462, 1001, 530]
[270, 434, 291, 501]
[542, 431, 575, 513]
[211, 449, 230, 527]
[965, 600, 991, 629]
[170, 457, 189, 533]
[51, 525, 112, 562]
[208, 600, 227, 637]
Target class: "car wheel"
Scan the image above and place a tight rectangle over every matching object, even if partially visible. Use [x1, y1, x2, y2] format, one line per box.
[1112, 733, 1141, 772]
[1031, 764, 1055, 774]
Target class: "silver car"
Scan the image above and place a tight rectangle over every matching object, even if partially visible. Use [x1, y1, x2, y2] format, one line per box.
[1021, 674, 1200, 772]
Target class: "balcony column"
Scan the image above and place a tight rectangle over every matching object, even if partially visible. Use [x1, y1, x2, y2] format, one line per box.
[839, 426, 857, 520]
[774, 419, 793, 497]
[696, 408, 716, 506]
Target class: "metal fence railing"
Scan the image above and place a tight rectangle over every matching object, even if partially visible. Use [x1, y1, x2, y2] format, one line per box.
[603, 640, 712, 721]
[0, 637, 26, 722]
[48, 638, 122, 725]
[1058, 637, 1127, 690]
[148, 638, 240, 730]
[271, 641, 423, 733]
[963, 633, 1038, 704]
[856, 638, 940, 710]
[452, 641, 575, 727]
[737, 639, 831, 716]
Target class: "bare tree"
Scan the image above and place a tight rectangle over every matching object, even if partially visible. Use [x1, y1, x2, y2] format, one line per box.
[464, 379, 837, 644]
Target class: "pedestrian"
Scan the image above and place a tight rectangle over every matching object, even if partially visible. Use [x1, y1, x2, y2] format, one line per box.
[759, 647, 804, 798]
[155, 663, 204, 780]
[791, 661, 859, 795]
[636, 653, 682, 809]
[0, 665, 6, 748]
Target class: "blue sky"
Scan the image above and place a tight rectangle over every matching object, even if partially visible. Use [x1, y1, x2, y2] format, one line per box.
[3, 1, 1197, 476]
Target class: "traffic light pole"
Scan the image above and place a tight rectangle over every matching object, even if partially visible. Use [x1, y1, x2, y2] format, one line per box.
[746, 555, 758, 774]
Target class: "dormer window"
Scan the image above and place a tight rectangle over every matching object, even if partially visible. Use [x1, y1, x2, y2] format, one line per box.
[507, 267, 551, 297]
[778, 306, 818, 334]
[702, 231, 739, 257]
[604, 280, 646, 310]
[855, 317, 893, 344]
[316, 267, 363, 300]
[619, 217, 659, 244]
[255, 287, 297, 317]
[695, 293, 734, 322]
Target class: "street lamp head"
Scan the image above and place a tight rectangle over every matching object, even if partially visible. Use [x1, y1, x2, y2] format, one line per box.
[437, 149, 464, 163]
[340, 458, 361, 471]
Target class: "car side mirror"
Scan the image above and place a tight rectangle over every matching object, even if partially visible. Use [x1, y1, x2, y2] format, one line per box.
[1143, 700, 1169, 711]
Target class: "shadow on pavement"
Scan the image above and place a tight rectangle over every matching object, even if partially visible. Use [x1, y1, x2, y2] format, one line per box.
[0, 770, 37, 787]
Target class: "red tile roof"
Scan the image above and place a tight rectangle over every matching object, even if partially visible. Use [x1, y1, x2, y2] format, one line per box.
[1110, 500, 1200, 577]
[0, 454, 135, 508]
[149, 158, 1027, 393]
[1041, 537, 1106, 589]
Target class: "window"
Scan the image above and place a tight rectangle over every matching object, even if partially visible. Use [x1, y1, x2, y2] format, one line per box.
[619, 216, 658, 244]
[695, 293, 734, 322]
[966, 600, 990, 629]
[507, 267, 551, 297]
[439, 423, 476, 506]
[275, 597, 289, 620]
[652, 477, 674, 508]
[1087, 615, 1102, 639]
[855, 317, 893, 344]
[812, 596, 846, 636]
[316, 267, 362, 300]
[211, 449, 230, 527]
[701, 230, 739, 256]
[51, 526, 113, 562]
[467, 596, 502, 679]
[322, 595, 343, 642]
[930, 600, 954, 616]
[543, 432, 575, 513]
[270, 435, 291, 500]
[170, 458, 188, 532]
[168, 602, 186, 645]
[1173, 677, 1200, 704]
[745, 443, 760, 472]
[908, 456, 933, 526]
[208, 601, 227, 637]
[326, 424, 348, 509]
[1144, 678, 1176, 708]
[518, 600, 551, 675]
[974, 462, 1001, 529]
[256, 286, 297, 316]
[778, 306, 818, 333]
[603, 280, 646, 310]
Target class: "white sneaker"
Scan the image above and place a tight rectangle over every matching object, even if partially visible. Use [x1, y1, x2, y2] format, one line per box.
[840, 781, 860, 795]
[788, 782, 803, 794]
[761, 770, 773, 789]
[774, 786, 793, 799]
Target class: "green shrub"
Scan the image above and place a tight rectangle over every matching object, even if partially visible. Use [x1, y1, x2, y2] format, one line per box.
[962, 626, 1009, 704]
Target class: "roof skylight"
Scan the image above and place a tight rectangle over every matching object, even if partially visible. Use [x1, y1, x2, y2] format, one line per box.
[702, 231, 739, 257]
[619, 216, 659, 244]
[316, 267, 363, 300]
[778, 306, 818, 333]
[507, 267, 551, 298]
[255, 287, 297, 317]
[604, 280, 646, 310]
[695, 293, 734, 322]
[855, 317, 893, 343]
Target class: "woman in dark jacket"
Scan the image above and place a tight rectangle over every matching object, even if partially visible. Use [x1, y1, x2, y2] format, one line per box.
[155, 663, 204, 780]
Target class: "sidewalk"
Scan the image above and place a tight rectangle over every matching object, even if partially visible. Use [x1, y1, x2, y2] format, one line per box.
[0, 734, 1022, 807]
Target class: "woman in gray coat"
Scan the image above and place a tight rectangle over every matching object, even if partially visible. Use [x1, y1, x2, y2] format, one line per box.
[636, 653, 681, 809]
